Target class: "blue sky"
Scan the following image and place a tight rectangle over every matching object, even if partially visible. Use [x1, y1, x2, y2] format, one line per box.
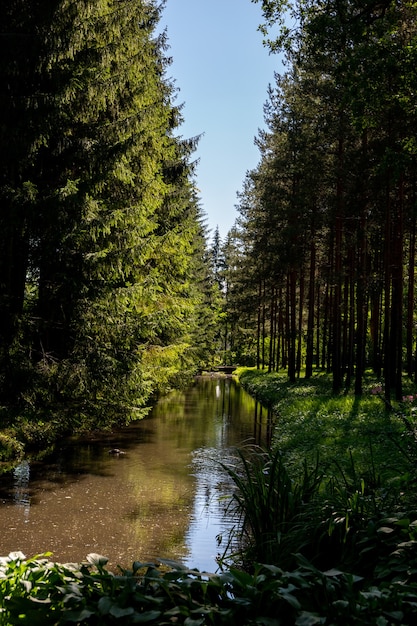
[160, 0, 284, 240]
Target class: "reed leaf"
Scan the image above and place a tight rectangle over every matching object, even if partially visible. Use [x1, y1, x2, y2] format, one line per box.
[220, 446, 323, 567]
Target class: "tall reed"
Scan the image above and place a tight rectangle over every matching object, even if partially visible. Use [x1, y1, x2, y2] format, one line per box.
[220, 446, 322, 568]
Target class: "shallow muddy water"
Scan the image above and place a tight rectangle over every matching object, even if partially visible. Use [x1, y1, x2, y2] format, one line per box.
[0, 377, 272, 572]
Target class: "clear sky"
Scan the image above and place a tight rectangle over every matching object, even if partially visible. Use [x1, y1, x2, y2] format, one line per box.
[160, 0, 284, 240]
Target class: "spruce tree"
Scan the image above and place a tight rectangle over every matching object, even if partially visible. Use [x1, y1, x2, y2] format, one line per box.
[0, 0, 209, 421]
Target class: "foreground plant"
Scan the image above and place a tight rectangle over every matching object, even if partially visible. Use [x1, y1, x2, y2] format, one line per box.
[2, 550, 417, 625]
[219, 446, 322, 568]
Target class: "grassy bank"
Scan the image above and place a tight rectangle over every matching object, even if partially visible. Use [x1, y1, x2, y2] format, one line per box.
[236, 367, 416, 481]
[207, 368, 417, 619]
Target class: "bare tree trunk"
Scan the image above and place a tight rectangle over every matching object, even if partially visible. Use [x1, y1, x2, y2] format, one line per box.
[305, 240, 316, 378]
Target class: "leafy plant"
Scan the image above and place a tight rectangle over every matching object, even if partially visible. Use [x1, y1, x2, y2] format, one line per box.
[2, 551, 417, 625]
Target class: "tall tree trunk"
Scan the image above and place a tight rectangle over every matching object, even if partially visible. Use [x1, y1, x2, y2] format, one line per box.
[261, 279, 267, 369]
[393, 173, 404, 400]
[268, 286, 275, 372]
[332, 115, 345, 392]
[345, 245, 355, 389]
[305, 240, 316, 378]
[296, 271, 304, 377]
[406, 179, 416, 378]
[256, 280, 262, 370]
[288, 269, 297, 382]
[355, 215, 367, 395]
[383, 172, 392, 402]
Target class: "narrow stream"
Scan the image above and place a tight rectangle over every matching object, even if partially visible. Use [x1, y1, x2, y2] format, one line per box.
[0, 377, 272, 572]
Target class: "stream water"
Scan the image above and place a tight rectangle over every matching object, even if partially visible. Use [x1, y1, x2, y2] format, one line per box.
[0, 377, 272, 572]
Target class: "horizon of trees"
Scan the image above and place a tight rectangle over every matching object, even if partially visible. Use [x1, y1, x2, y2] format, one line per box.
[219, 0, 417, 401]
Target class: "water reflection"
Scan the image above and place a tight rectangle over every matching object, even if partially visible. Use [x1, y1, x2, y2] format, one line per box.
[0, 377, 272, 572]
[13, 460, 31, 520]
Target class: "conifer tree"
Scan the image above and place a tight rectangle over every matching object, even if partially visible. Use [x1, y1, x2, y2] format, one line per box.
[0, 0, 210, 420]
[223, 0, 417, 397]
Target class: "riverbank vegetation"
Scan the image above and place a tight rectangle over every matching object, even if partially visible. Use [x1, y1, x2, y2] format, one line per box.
[3, 0, 417, 622]
[2, 546, 417, 625]
[217, 367, 417, 621]
[2, 370, 417, 624]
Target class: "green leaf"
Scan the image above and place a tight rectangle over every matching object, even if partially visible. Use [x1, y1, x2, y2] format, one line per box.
[323, 568, 344, 577]
[184, 618, 205, 626]
[377, 526, 395, 535]
[295, 612, 324, 626]
[110, 605, 135, 618]
[64, 608, 95, 622]
[131, 610, 162, 623]
[98, 596, 113, 615]
[280, 589, 301, 610]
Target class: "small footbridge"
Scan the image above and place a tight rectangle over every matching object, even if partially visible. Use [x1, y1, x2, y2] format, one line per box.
[214, 365, 237, 375]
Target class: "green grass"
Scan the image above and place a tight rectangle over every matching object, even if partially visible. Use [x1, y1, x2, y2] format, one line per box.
[219, 446, 322, 569]
[238, 368, 414, 483]
[217, 369, 417, 581]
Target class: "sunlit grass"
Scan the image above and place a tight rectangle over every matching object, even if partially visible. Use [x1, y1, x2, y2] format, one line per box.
[221, 370, 417, 578]
[238, 368, 413, 483]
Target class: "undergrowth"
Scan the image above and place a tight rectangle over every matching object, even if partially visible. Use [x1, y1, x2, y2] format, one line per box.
[237, 368, 414, 481]
[2, 550, 417, 625]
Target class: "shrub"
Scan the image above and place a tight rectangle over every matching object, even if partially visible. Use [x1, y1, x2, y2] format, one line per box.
[0, 433, 23, 463]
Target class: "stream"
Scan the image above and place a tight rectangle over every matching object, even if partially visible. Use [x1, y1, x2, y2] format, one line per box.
[0, 377, 272, 572]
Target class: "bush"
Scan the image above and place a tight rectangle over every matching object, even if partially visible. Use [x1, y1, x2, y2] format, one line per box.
[0, 433, 23, 463]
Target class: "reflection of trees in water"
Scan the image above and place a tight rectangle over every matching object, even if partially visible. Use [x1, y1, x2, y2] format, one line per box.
[253, 402, 274, 448]
[13, 460, 31, 519]
[216, 377, 274, 448]
[0, 378, 274, 570]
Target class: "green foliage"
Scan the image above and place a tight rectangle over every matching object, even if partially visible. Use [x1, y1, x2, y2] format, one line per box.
[227, 0, 417, 396]
[2, 373, 417, 622]
[215, 445, 417, 622]
[2, 550, 417, 625]
[238, 369, 410, 481]
[0, 0, 220, 427]
[220, 446, 322, 568]
[0, 433, 23, 462]
[221, 370, 417, 588]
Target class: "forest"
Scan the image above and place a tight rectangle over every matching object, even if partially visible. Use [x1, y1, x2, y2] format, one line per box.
[2, 1, 417, 623]
[1, 0, 417, 456]
[0, 0, 222, 442]
[220, 0, 417, 403]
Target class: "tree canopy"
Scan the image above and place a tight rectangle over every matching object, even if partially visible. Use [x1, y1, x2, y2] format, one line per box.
[0, 0, 218, 425]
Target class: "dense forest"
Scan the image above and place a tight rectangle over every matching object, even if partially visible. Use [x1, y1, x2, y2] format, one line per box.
[3, 2, 417, 620]
[0, 0, 222, 429]
[2, 0, 417, 438]
[220, 0, 417, 401]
